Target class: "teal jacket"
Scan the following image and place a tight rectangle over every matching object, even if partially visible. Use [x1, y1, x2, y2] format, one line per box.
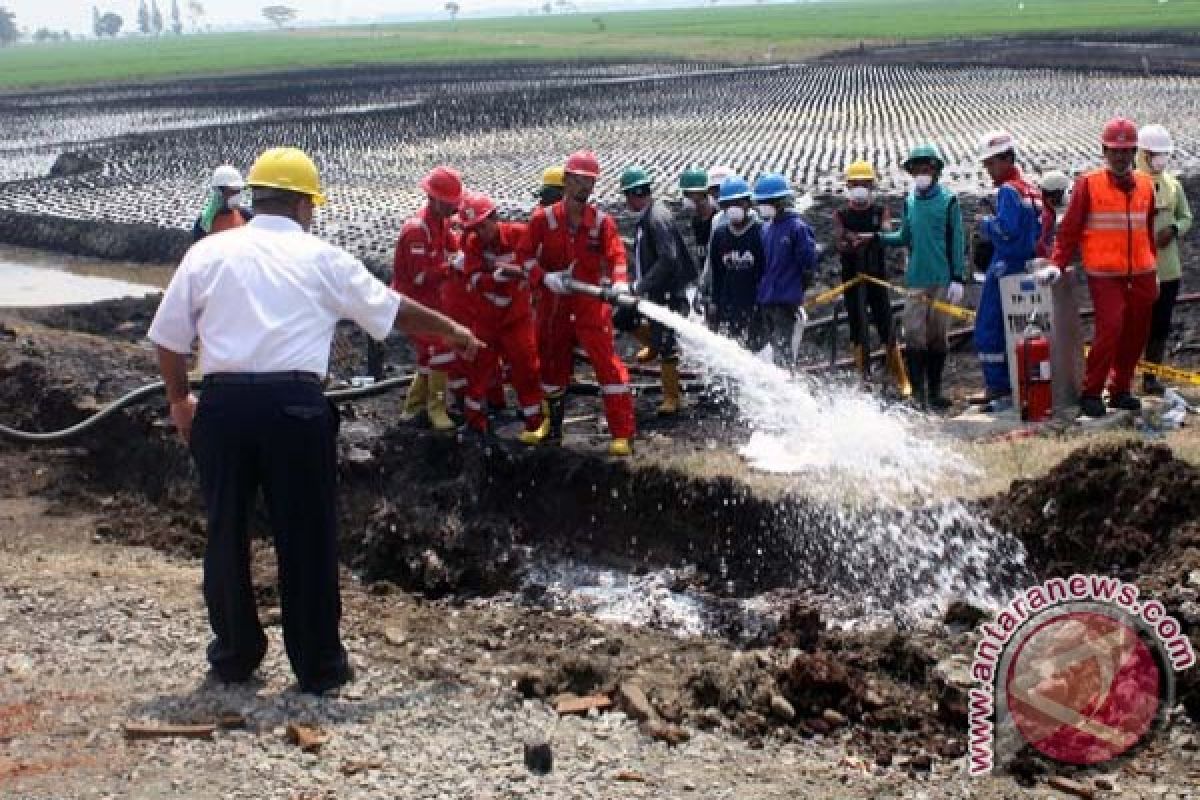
[880, 184, 965, 289]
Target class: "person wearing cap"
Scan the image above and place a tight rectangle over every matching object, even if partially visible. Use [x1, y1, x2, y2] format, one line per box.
[707, 174, 766, 349]
[695, 165, 735, 330]
[1036, 170, 1072, 259]
[392, 166, 465, 431]
[1038, 117, 1158, 418]
[973, 131, 1044, 412]
[515, 150, 635, 456]
[754, 172, 817, 368]
[537, 166, 565, 207]
[456, 191, 548, 442]
[617, 165, 698, 416]
[1136, 124, 1193, 395]
[148, 147, 481, 695]
[679, 166, 716, 260]
[833, 160, 910, 397]
[193, 165, 253, 242]
[873, 143, 965, 411]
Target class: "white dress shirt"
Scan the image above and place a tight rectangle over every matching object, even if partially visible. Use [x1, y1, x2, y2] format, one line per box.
[149, 215, 403, 376]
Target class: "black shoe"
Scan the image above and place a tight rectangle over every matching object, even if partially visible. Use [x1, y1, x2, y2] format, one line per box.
[1109, 392, 1142, 412]
[1079, 395, 1107, 418]
[1142, 374, 1165, 396]
[299, 664, 355, 696]
[926, 352, 950, 411]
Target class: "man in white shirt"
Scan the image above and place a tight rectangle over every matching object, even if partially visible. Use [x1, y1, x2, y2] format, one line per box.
[149, 147, 481, 694]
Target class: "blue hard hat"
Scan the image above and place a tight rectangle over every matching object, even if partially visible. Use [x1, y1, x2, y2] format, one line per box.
[752, 172, 792, 202]
[717, 175, 752, 203]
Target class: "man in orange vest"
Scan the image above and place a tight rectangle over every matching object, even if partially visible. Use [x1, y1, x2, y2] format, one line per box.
[516, 150, 636, 457]
[391, 166, 464, 431]
[1040, 118, 1157, 418]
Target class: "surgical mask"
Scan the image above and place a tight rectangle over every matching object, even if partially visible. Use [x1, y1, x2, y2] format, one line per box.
[847, 187, 871, 205]
[913, 175, 934, 191]
[225, 191, 244, 209]
[725, 206, 746, 225]
[682, 197, 696, 212]
[1149, 154, 1169, 172]
[757, 204, 777, 220]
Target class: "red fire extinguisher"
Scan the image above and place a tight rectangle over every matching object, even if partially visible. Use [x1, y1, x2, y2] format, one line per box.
[1016, 316, 1052, 423]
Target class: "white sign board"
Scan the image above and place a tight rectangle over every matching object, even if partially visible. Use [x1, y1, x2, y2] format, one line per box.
[998, 272, 1083, 415]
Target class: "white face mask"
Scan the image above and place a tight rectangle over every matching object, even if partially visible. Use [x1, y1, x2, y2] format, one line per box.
[725, 206, 746, 225]
[225, 191, 244, 209]
[848, 187, 871, 205]
[682, 197, 696, 212]
[757, 204, 777, 220]
[1149, 154, 1169, 172]
[913, 175, 934, 191]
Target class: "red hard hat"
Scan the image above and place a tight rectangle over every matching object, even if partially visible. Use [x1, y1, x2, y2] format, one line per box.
[420, 165, 464, 205]
[457, 191, 497, 229]
[1101, 117, 1139, 149]
[564, 150, 601, 179]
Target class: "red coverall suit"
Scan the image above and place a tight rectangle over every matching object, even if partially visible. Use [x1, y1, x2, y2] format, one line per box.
[391, 206, 460, 376]
[460, 222, 544, 433]
[516, 201, 635, 440]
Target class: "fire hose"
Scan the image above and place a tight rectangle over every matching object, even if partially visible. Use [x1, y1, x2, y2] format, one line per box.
[4, 290, 1198, 444]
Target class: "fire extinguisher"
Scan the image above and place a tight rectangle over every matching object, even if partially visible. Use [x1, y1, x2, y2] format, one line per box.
[1016, 315, 1052, 422]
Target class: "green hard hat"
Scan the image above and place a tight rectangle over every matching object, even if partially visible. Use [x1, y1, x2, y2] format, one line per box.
[619, 165, 653, 193]
[678, 167, 708, 192]
[902, 143, 945, 172]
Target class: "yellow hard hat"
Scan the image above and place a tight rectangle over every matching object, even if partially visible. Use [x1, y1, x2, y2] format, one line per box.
[845, 160, 877, 183]
[541, 166, 565, 189]
[247, 147, 326, 205]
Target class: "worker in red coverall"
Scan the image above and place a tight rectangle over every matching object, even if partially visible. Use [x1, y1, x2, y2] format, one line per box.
[391, 166, 464, 431]
[1036, 117, 1157, 419]
[516, 150, 636, 457]
[456, 191, 548, 444]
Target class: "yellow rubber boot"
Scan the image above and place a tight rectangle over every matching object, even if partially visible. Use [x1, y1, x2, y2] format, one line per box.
[657, 361, 683, 416]
[517, 414, 551, 446]
[633, 322, 657, 364]
[426, 371, 456, 432]
[401, 372, 428, 421]
[886, 344, 913, 399]
[608, 438, 633, 457]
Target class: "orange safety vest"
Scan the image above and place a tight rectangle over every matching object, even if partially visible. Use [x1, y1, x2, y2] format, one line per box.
[1080, 169, 1156, 276]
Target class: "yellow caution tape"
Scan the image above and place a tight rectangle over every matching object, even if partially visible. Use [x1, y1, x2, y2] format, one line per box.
[1137, 360, 1200, 387]
[803, 275, 863, 310]
[857, 274, 977, 322]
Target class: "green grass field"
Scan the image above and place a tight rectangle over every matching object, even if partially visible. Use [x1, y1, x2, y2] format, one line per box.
[1, 0, 1198, 89]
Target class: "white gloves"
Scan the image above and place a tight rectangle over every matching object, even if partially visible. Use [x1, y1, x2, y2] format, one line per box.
[946, 281, 964, 306]
[449, 251, 465, 271]
[1029, 259, 1062, 286]
[612, 281, 631, 295]
[543, 271, 570, 295]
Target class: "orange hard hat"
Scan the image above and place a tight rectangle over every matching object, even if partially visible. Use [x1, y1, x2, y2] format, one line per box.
[564, 150, 601, 179]
[1101, 117, 1139, 149]
[420, 165, 464, 205]
[457, 191, 497, 229]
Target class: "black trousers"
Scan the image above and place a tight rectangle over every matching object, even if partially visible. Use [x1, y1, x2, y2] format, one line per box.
[614, 291, 688, 362]
[843, 275, 894, 348]
[189, 380, 348, 690]
[1149, 277, 1180, 343]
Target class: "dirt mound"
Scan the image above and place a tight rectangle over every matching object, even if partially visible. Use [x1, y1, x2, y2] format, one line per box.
[989, 442, 1200, 576]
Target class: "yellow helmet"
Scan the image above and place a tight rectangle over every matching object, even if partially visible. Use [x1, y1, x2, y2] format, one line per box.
[541, 166, 565, 189]
[247, 147, 326, 205]
[845, 160, 877, 183]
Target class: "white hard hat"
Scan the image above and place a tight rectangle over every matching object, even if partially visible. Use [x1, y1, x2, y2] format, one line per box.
[978, 130, 1018, 161]
[706, 165, 734, 189]
[209, 165, 245, 190]
[1040, 170, 1071, 192]
[1137, 124, 1174, 154]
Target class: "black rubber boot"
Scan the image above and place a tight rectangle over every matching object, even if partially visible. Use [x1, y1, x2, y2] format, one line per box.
[905, 349, 927, 409]
[926, 351, 951, 411]
[1079, 394, 1107, 418]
